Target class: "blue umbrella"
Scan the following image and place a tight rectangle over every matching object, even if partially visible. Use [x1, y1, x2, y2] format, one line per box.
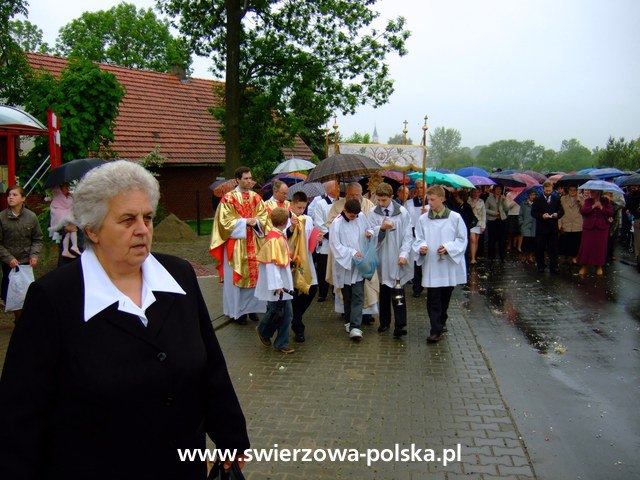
[455, 166, 489, 177]
[589, 167, 624, 179]
[499, 169, 519, 174]
[577, 168, 596, 174]
[515, 184, 544, 204]
[578, 179, 624, 194]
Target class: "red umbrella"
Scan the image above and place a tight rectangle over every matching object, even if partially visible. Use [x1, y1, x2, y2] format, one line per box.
[381, 170, 411, 184]
[209, 178, 238, 197]
[522, 170, 547, 183]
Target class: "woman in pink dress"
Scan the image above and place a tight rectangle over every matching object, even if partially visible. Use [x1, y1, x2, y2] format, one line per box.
[576, 190, 614, 276]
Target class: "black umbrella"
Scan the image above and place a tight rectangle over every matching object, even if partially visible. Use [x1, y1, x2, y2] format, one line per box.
[555, 174, 598, 187]
[619, 174, 640, 187]
[488, 173, 526, 188]
[45, 158, 106, 188]
[305, 153, 380, 183]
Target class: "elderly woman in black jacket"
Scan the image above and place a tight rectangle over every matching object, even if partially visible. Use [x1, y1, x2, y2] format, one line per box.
[0, 161, 249, 480]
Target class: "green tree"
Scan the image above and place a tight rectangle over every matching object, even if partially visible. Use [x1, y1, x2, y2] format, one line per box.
[344, 132, 372, 144]
[0, 0, 30, 104]
[55, 2, 191, 74]
[440, 148, 475, 171]
[23, 57, 125, 168]
[429, 127, 462, 167]
[387, 133, 413, 145]
[9, 19, 50, 53]
[476, 139, 545, 171]
[552, 138, 593, 172]
[596, 136, 640, 170]
[158, 0, 410, 176]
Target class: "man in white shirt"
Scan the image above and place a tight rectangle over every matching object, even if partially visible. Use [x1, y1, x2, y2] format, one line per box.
[310, 180, 339, 302]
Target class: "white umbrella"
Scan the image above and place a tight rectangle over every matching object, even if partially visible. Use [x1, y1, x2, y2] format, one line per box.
[272, 158, 316, 174]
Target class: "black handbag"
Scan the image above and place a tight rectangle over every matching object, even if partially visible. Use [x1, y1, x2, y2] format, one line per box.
[207, 460, 246, 480]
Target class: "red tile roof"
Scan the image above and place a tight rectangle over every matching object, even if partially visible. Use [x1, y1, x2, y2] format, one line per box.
[26, 53, 314, 165]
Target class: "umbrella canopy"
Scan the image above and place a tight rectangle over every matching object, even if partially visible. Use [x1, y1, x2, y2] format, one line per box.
[619, 174, 640, 187]
[261, 173, 306, 196]
[272, 158, 316, 174]
[499, 169, 519, 174]
[44, 158, 106, 188]
[287, 181, 325, 200]
[467, 175, 496, 187]
[511, 173, 539, 189]
[306, 153, 380, 183]
[589, 167, 624, 179]
[546, 173, 566, 183]
[407, 170, 461, 188]
[444, 173, 475, 189]
[455, 166, 490, 178]
[0, 105, 47, 135]
[555, 174, 598, 187]
[380, 170, 412, 184]
[522, 170, 547, 183]
[578, 179, 624, 194]
[209, 178, 238, 197]
[489, 173, 526, 188]
[514, 184, 544, 204]
[577, 168, 596, 174]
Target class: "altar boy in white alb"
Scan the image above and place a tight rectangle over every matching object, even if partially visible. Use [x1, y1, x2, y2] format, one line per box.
[367, 183, 413, 338]
[329, 199, 370, 341]
[413, 185, 468, 344]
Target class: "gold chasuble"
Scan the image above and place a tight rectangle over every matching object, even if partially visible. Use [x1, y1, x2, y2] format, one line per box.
[210, 189, 269, 288]
[256, 229, 290, 267]
[264, 198, 291, 213]
[289, 215, 314, 294]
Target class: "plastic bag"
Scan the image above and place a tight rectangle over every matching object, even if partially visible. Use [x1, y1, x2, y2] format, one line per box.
[354, 237, 379, 280]
[5, 265, 35, 312]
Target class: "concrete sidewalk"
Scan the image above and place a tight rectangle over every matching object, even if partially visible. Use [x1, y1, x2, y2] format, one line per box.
[0, 268, 536, 479]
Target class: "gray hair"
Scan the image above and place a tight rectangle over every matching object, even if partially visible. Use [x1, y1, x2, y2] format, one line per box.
[346, 182, 363, 193]
[73, 160, 160, 247]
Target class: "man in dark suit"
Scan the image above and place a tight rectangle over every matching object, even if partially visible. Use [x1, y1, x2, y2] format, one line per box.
[531, 180, 565, 273]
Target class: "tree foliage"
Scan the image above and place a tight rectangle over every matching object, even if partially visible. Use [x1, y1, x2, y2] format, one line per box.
[23, 57, 125, 168]
[475, 139, 545, 171]
[9, 19, 50, 53]
[0, 0, 30, 104]
[158, 0, 410, 175]
[55, 2, 191, 73]
[344, 132, 372, 144]
[429, 127, 462, 167]
[596, 136, 640, 171]
[387, 133, 413, 145]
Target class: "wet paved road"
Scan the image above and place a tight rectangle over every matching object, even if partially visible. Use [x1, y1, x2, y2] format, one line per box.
[463, 253, 640, 480]
[0, 250, 638, 479]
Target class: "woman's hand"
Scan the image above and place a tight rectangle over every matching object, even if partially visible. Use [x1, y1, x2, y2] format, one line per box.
[9, 258, 19, 269]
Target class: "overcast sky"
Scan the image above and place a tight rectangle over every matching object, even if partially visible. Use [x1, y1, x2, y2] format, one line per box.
[19, 0, 640, 151]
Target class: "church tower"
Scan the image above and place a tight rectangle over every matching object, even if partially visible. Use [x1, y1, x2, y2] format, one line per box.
[372, 124, 379, 143]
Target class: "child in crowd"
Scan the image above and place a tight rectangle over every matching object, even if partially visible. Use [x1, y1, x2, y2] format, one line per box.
[48, 184, 81, 258]
[255, 207, 296, 354]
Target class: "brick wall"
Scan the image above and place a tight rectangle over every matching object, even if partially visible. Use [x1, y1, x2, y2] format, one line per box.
[157, 165, 223, 220]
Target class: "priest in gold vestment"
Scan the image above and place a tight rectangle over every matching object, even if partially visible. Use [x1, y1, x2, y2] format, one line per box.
[210, 167, 269, 324]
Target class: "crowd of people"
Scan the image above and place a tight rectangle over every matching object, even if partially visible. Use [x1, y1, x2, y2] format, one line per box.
[209, 167, 640, 353]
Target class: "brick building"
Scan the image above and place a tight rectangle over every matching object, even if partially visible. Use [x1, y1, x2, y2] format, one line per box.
[26, 53, 314, 219]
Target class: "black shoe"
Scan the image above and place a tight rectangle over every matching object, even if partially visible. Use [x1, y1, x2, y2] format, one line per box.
[426, 334, 442, 344]
[393, 328, 407, 338]
[249, 313, 260, 322]
[236, 315, 248, 325]
[317, 296, 326, 303]
[377, 325, 390, 333]
[362, 315, 374, 325]
[294, 333, 305, 343]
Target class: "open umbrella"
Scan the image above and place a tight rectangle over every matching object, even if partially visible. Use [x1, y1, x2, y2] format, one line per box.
[444, 173, 475, 189]
[467, 175, 496, 187]
[511, 173, 539, 189]
[272, 158, 316, 174]
[306, 153, 380, 183]
[522, 170, 547, 183]
[489, 173, 526, 188]
[408, 170, 460, 188]
[546, 173, 566, 183]
[261, 173, 306, 196]
[44, 158, 106, 188]
[578, 180, 624, 194]
[455, 166, 490, 178]
[590, 167, 624, 179]
[380, 170, 412, 184]
[619, 174, 640, 187]
[577, 168, 596, 174]
[287, 181, 325, 200]
[209, 178, 238, 197]
[555, 174, 597, 187]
